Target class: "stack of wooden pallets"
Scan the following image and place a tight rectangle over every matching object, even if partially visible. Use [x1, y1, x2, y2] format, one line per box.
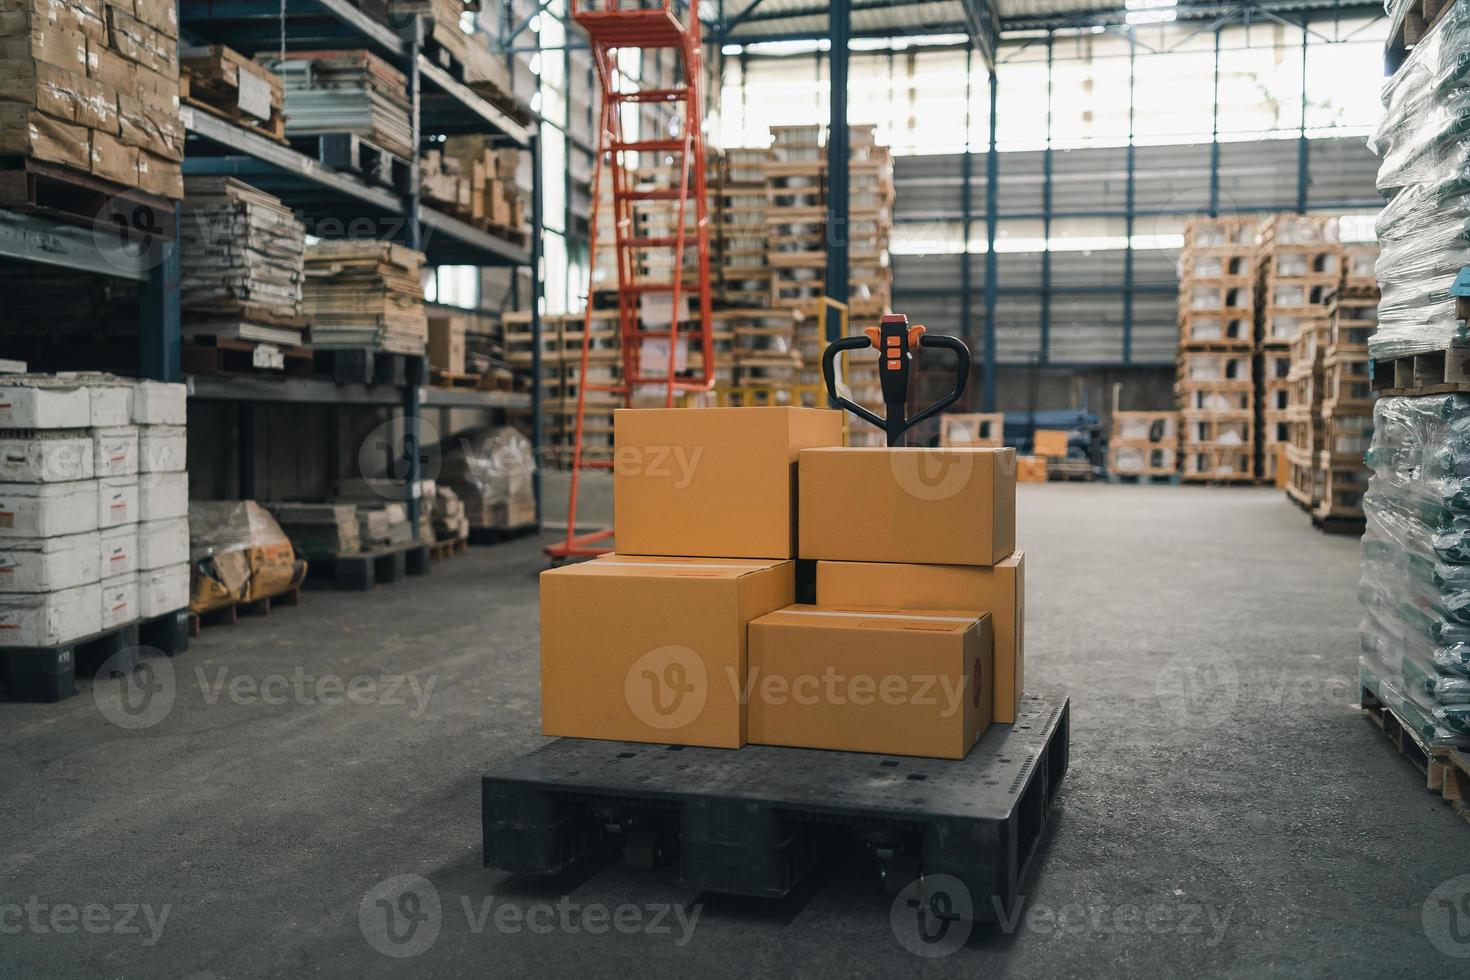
[1283, 315, 1326, 510]
[1176, 218, 1260, 482]
[1316, 282, 1376, 528]
[181, 45, 286, 142]
[716, 148, 772, 307]
[1108, 412, 1179, 481]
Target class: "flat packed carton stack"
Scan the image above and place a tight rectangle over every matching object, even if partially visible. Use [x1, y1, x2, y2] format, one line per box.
[539, 407, 1023, 760]
[1176, 217, 1259, 481]
[267, 49, 413, 160]
[846, 124, 894, 323]
[716, 147, 771, 307]
[1108, 411, 1178, 479]
[0, 375, 190, 654]
[0, 0, 184, 200]
[425, 138, 527, 237]
[180, 176, 307, 345]
[1255, 214, 1343, 483]
[303, 240, 427, 354]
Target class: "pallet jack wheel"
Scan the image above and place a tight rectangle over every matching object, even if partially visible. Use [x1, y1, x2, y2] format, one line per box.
[624, 829, 661, 870]
[881, 853, 921, 896]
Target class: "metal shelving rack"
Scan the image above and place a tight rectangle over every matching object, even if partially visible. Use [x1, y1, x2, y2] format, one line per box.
[0, 0, 545, 529]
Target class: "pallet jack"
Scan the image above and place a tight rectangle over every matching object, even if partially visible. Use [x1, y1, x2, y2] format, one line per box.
[481, 314, 1069, 922]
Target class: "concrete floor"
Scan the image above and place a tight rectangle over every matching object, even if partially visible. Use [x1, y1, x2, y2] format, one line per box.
[2, 485, 1465, 978]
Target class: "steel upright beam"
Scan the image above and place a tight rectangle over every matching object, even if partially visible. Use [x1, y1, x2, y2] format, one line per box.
[1209, 25, 1221, 216]
[983, 68, 998, 412]
[1122, 31, 1136, 365]
[139, 208, 181, 382]
[530, 130, 545, 520]
[1297, 16, 1310, 213]
[825, 0, 851, 340]
[1040, 34, 1053, 365]
[960, 42, 974, 383]
[403, 24, 423, 534]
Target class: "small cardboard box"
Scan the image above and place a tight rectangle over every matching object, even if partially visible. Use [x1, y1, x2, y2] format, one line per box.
[131, 381, 185, 424]
[614, 407, 844, 559]
[798, 447, 1016, 566]
[100, 571, 138, 630]
[138, 562, 187, 617]
[816, 553, 1025, 724]
[97, 475, 138, 528]
[86, 380, 133, 426]
[138, 424, 185, 472]
[1016, 455, 1048, 483]
[0, 583, 101, 647]
[1033, 429, 1069, 458]
[0, 531, 101, 592]
[747, 605, 993, 760]
[0, 432, 94, 483]
[540, 555, 795, 748]
[427, 314, 467, 375]
[138, 470, 187, 520]
[137, 516, 187, 569]
[91, 424, 138, 477]
[0, 379, 90, 428]
[100, 522, 137, 577]
[0, 481, 98, 537]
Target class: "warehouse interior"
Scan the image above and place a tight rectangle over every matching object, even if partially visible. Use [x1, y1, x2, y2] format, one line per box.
[3, 0, 1469, 975]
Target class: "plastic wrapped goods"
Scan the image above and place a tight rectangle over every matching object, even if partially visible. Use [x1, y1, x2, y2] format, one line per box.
[437, 427, 536, 530]
[188, 501, 307, 613]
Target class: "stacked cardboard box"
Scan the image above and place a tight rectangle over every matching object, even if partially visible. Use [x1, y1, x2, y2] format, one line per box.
[1176, 218, 1259, 481]
[180, 44, 284, 141]
[303, 240, 427, 354]
[430, 138, 527, 235]
[0, 0, 184, 199]
[267, 49, 413, 160]
[716, 147, 771, 307]
[1282, 315, 1326, 510]
[539, 408, 1021, 759]
[180, 176, 307, 344]
[0, 375, 188, 649]
[1316, 288, 1375, 524]
[1108, 411, 1178, 478]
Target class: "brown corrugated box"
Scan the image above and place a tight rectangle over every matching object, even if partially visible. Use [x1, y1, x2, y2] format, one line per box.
[748, 605, 993, 759]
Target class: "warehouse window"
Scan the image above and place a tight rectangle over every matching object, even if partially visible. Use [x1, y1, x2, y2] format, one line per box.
[425, 266, 480, 309]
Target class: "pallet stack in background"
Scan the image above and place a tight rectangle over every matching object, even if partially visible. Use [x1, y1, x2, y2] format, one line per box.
[1283, 314, 1325, 509]
[1107, 412, 1179, 482]
[0, 0, 184, 200]
[1358, 1, 1470, 760]
[1176, 218, 1259, 482]
[0, 376, 189, 701]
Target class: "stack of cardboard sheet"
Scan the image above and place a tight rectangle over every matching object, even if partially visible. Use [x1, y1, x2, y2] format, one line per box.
[303, 241, 427, 354]
[539, 408, 1022, 760]
[0, 0, 184, 199]
[180, 177, 307, 343]
[267, 502, 361, 559]
[266, 49, 413, 159]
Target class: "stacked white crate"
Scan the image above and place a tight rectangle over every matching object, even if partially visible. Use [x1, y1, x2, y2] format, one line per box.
[0, 376, 188, 649]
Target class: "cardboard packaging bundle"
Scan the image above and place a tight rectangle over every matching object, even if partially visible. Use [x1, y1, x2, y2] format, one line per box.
[0, 374, 189, 646]
[266, 49, 412, 159]
[187, 500, 306, 613]
[303, 240, 428, 355]
[0, 0, 185, 199]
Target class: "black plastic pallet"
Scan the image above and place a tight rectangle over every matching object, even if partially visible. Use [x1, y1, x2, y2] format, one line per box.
[291, 133, 413, 193]
[0, 610, 189, 703]
[483, 694, 1069, 919]
[304, 542, 431, 591]
[312, 349, 428, 387]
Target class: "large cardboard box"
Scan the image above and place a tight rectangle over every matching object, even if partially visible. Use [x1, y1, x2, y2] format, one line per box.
[138, 424, 185, 472]
[138, 561, 187, 617]
[747, 605, 993, 760]
[0, 431, 94, 483]
[0, 583, 101, 647]
[0, 379, 90, 428]
[816, 553, 1025, 724]
[0, 481, 98, 537]
[540, 555, 795, 748]
[100, 570, 138, 629]
[137, 516, 187, 569]
[97, 476, 137, 527]
[798, 447, 1016, 566]
[131, 380, 185, 424]
[138, 470, 186, 520]
[0, 531, 100, 592]
[427, 314, 467, 375]
[614, 407, 844, 559]
[99, 522, 136, 577]
[91, 424, 138, 477]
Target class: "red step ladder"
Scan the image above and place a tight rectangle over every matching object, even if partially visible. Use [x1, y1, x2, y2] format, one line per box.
[547, 0, 715, 562]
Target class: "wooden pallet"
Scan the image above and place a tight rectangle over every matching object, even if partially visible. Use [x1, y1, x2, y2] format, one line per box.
[305, 542, 431, 591]
[0, 157, 178, 238]
[191, 586, 302, 635]
[1361, 681, 1470, 826]
[1387, 0, 1457, 72]
[181, 45, 288, 144]
[429, 536, 469, 560]
[290, 133, 413, 193]
[1371, 345, 1470, 396]
[183, 336, 315, 377]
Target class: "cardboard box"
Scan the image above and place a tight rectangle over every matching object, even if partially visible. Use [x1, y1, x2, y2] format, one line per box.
[427, 315, 467, 375]
[0, 481, 98, 537]
[0, 379, 90, 428]
[0, 432, 94, 483]
[1016, 455, 1048, 483]
[135, 149, 181, 199]
[137, 470, 186, 520]
[0, 104, 89, 171]
[91, 424, 138, 477]
[131, 380, 185, 424]
[90, 127, 138, 185]
[540, 555, 795, 748]
[798, 447, 1016, 566]
[100, 570, 137, 629]
[138, 424, 184, 472]
[1033, 429, 1069, 458]
[0, 531, 100, 592]
[189, 549, 248, 614]
[0, 26, 89, 74]
[0, 583, 101, 647]
[97, 475, 138, 527]
[138, 561, 187, 617]
[615, 407, 844, 559]
[86, 380, 133, 426]
[747, 605, 993, 760]
[99, 522, 136, 577]
[137, 515, 187, 569]
[816, 553, 1025, 724]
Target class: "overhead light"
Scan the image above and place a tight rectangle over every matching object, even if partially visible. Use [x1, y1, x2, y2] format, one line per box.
[1126, 9, 1177, 22]
[1124, 0, 1176, 8]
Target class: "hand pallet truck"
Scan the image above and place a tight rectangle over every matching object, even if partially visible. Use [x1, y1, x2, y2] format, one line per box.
[481, 314, 1069, 922]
